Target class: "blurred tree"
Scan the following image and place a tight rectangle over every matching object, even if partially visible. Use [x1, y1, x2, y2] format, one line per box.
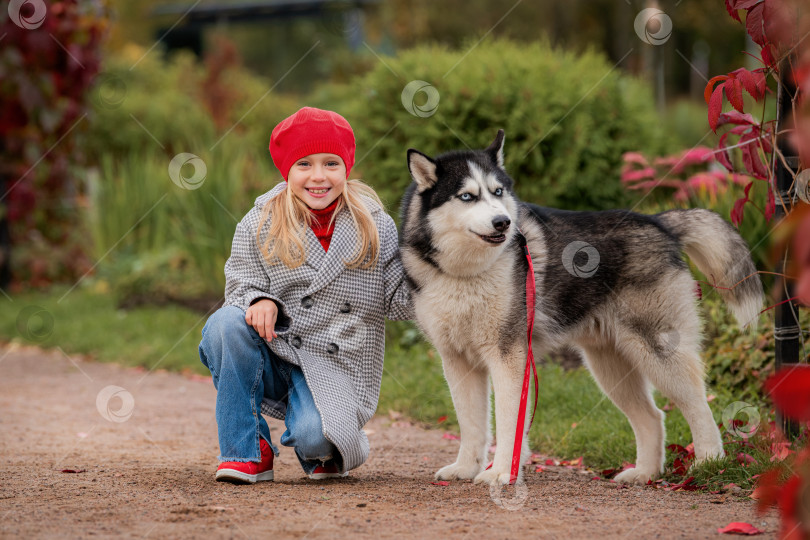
[0, 0, 108, 288]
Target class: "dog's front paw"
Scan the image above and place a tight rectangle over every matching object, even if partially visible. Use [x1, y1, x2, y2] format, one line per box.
[473, 468, 512, 486]
[435, 462, 481, 481]
[614, 467, 660, 485]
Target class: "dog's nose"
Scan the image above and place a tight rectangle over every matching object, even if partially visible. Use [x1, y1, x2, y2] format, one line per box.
[492, 215, 511, 232]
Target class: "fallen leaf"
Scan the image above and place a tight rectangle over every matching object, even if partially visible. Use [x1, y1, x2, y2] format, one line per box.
[60, 469, 86, 473]
[570, 423, 578, 429]
[717, 522, 764, 535]
[437, 415, 448, 423]
[431, 481, 450, 486]
[535, 466, 545, 473]
[707, 394, 716, 402]
[442, 433, 460, 440]
[736, 452, 758, 465]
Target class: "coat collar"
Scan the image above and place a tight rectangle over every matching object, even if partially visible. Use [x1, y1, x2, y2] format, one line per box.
[304, 206, 355, 295]
[254, 182, 383, 295]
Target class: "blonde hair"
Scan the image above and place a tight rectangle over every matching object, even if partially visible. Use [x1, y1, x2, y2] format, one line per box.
[256, 180, 383, 269]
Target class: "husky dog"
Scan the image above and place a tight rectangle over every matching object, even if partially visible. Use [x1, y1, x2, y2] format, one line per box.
[400, 130, 763, 486]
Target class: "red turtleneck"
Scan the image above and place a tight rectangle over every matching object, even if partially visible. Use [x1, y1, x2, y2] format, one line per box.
[309, 198, 339, 252]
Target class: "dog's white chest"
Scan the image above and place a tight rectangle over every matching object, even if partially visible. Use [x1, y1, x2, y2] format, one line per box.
[413, 264, 515, 356]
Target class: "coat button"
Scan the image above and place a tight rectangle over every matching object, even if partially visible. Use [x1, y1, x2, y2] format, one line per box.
[339, 302, 351, 313]
[326, 343, 339, 355]
[301, 296, 314, 309]
[291, 336, 302, 348]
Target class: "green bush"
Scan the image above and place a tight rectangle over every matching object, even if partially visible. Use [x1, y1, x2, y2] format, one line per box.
[85, 49, 216, 159]
[322, 39, 665, 211]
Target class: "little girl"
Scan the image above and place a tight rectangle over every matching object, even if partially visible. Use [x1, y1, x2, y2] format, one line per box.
[199, 107, 412, 483]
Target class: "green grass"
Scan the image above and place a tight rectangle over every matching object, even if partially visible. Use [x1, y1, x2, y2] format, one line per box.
[0, 287, 780, 490]
[0, 284, 210, 374]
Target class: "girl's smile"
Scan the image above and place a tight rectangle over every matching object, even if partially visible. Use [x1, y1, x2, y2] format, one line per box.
[287, 153, 347, 210]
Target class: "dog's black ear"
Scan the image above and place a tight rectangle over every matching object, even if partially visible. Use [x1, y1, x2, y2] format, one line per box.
[407, 149, 438, 192]
[485, 129, 505, 169]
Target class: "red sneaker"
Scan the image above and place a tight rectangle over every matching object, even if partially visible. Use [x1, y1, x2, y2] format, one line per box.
[308, 462, 347, 480]
[215, 439, 274, 484]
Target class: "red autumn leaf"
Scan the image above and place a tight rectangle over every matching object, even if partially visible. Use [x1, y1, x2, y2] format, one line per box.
[667, 443, 687, 455]
[672, 457, 690, 476]
[717, 522, 765, 535]
[764, 187, 775, 222]
[717, 133, 735, 171]
[765, 365, 810, 422]
[732, 0, 764, 9]
[731, 195, 748, 226]
[769, 441, 794, 462]
[739, 133, 769, 180]
[430, 481, 450, 486]
[735, 68, 767, 100]
[761, 44, 776, 69]
[717, 111, 758, 128]
[724, 77, 745, 112]
[736, 452, 758, 465]
[746, 3, 767, 47]
[709, 85, 725, 132]
[705, 75, 729, 104]
[797, 268, 810, 306]
[535, 465, 546, 473]
[437, 415, 448, 423]
[60, 469, 86, 473]
[725, 0, 742, 22]
[442, 432, 460, 440]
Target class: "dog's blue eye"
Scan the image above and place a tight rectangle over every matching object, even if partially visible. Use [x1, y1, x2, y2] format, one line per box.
[459, 193, 473, 201]
[494, 188, 503, 196]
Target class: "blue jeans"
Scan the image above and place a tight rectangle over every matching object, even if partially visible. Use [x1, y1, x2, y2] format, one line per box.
[198, 305, 337, 474]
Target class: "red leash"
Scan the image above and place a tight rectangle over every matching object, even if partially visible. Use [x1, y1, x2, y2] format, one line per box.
[509, 233, 539, 484]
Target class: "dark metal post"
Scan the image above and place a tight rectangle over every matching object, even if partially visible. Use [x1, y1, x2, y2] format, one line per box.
[773, 70, 802, 437]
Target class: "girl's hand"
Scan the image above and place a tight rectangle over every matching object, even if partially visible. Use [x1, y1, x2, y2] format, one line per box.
[245, 299, 279, 341]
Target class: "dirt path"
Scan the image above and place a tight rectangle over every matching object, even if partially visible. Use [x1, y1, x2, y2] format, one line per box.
[0, 344, 780, 539]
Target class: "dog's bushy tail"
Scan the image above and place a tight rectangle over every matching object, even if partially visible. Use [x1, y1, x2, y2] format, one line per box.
[658, 208, 764, 330]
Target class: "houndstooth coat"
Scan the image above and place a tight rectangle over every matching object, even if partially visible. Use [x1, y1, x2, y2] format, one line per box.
[223, 182, 413, 472]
